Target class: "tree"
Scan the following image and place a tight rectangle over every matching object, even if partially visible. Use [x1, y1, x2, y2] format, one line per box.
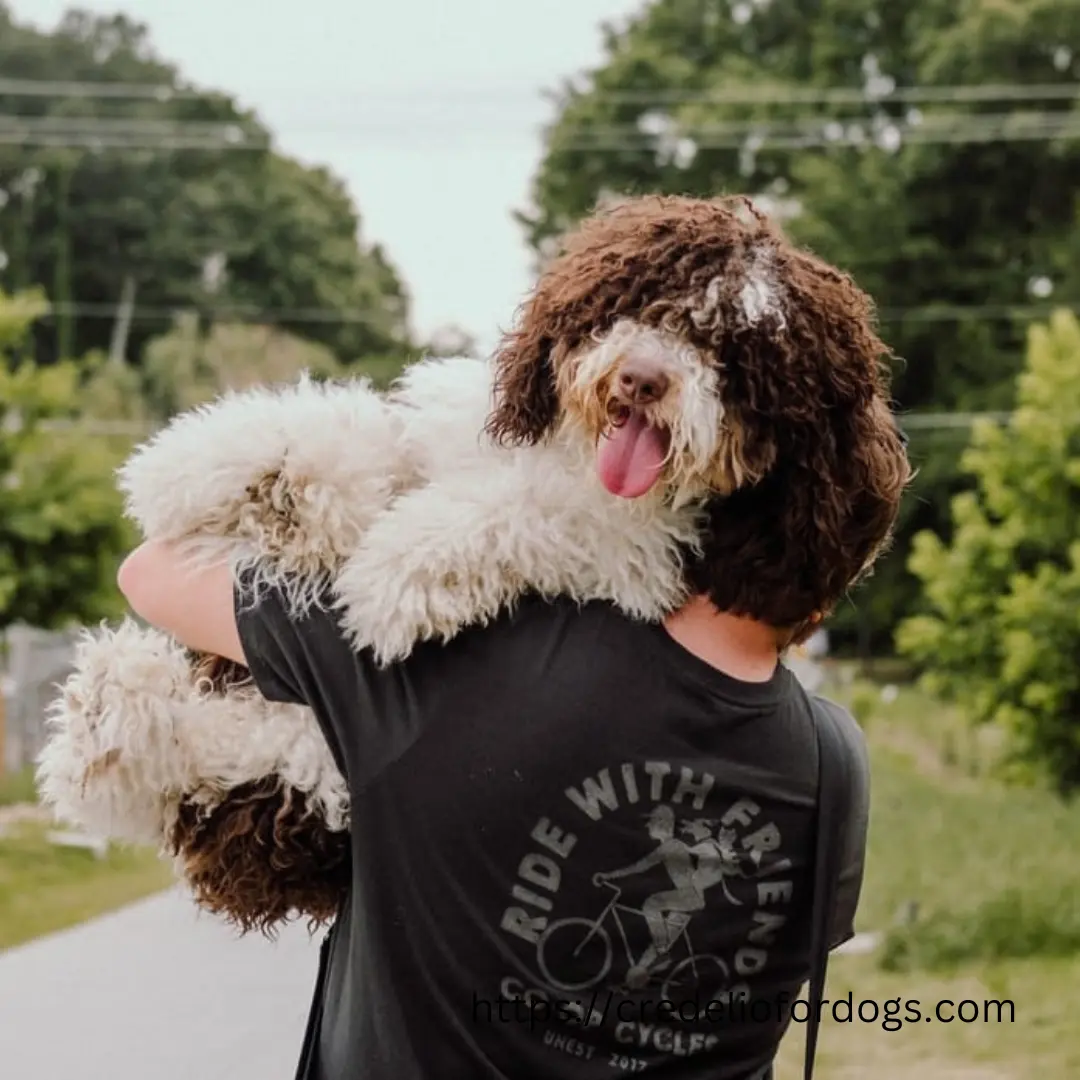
[0, 7, 413, 367]
[0, 287, 133, 628]
[896, 309, 1080, 795]
[137, 315, 343, 418]
[517, 0, 1080, 650]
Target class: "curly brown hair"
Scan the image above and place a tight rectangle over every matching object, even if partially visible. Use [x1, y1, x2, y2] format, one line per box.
[169, 777, 349, 936]
[486, 194, 911, 636]
[168, 652, 349, 933]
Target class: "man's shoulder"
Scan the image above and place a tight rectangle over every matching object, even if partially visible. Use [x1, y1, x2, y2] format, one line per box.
[807, 694, 867, 754]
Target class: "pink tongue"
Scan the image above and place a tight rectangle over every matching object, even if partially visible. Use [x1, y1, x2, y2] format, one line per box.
[596, 413, 668, 497]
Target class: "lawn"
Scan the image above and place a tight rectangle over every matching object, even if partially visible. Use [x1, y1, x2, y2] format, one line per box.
[773, 672, 1080, 1080]
[0, 767, 174, 952]
[0, 766, 38, 808]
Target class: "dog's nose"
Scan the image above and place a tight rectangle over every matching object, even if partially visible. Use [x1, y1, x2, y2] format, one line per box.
[616, 362, 670, 405]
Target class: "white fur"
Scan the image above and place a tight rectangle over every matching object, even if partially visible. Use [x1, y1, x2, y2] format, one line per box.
[738, 248, 787, 330]
[38, 620, 348, 844]
[37, 345, 710, 862]
[117, 372, 414, 612]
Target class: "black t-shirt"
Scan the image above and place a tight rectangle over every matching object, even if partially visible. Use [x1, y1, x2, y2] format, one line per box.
[235, 582, 869, 1080]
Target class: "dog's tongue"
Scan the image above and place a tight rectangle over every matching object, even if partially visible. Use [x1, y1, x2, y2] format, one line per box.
[596, 412, 667, 498]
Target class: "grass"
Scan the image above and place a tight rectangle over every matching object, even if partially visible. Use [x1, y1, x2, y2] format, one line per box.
[0, 773, 174, 952]
[0, 766, 38, 807]
[771, 672, 1080, 1079]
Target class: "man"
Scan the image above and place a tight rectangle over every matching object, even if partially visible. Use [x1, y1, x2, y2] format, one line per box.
[118, 544, 873, 1080]
[118, 194, 909, 1080]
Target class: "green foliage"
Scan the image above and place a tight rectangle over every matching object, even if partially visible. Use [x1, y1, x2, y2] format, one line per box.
[519, 0, 1080, 649]
[846, 679, 881, 730]
[897, 309, 1080, 794]
[880, 887, 1080, 972]
[0, 288, 132, 629]
[137, 315, 344, 418]
[0, 7, 413, 368]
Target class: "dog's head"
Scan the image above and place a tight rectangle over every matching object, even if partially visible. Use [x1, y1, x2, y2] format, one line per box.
[486, 194, 911, 630]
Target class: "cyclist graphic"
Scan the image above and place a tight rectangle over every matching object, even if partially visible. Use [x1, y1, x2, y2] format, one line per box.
[592, 804, 746, 989]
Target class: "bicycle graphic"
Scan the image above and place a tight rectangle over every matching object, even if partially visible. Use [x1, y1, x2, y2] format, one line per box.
[536, 881, 730, 1001]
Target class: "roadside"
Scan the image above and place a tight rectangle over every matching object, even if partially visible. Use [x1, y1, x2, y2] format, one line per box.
[0, 887, 321, 1080]
[0, 815, 173, 952]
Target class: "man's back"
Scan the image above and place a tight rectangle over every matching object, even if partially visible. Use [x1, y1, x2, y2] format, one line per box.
[237, 589, 867, 1080]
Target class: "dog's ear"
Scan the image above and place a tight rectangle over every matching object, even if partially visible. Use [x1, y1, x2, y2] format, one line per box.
[484, 331, 560, 446]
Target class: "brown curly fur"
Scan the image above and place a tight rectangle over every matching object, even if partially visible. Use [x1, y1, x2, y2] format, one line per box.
[486, 194, 911, 639]
[168, 777, 350, 936]
[168, 651, 349, 933]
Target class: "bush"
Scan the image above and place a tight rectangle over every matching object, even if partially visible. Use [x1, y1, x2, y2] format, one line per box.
[897, 310, 1080, 795]
[0, 288, 133, 628]
[880, 887, 1080, 972]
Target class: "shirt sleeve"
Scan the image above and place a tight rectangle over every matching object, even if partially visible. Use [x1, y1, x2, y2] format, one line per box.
[232, 568, 427, 791]
[823, 701, 872, 950]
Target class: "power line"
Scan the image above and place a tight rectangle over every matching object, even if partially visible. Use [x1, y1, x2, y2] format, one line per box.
[0, 131, 268, 151]
[568, 84, 1080, 106]
[4, 108, 1076, 135]
[554, 123, 1080, 153]
[878, 304, 1080, 324]
[22, 300, 1080, 327]
[1, 128, 1078, 153]
[1, 112, 1077, 152]
[35, 301, 392, 326]
[0, 114, 267, 151]
[3, 76, 1080, 106]
[0, 77, 212, 101]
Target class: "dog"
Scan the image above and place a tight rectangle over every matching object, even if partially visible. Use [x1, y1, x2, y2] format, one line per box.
[37, 194, 909, 934]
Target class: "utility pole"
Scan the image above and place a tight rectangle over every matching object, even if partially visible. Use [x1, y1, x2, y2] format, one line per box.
[108, 274, 137, 366]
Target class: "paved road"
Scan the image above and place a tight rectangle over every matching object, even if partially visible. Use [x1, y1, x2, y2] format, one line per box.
[0, 888, 322, 1080]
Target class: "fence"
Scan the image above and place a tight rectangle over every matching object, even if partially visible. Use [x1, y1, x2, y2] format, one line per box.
[0, 624, 81, 776]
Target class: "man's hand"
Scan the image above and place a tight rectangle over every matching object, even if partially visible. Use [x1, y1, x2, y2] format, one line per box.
[117, 540, 248, 666]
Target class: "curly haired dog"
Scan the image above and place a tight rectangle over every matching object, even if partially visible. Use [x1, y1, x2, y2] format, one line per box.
[36, 194, 910, 934]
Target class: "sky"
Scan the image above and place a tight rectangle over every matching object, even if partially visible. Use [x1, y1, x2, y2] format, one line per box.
[13, 0, 645, 355]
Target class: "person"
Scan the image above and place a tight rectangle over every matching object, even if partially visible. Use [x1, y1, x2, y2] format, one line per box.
[592, 804, 713, 990]
[118, 538, 874, 1080]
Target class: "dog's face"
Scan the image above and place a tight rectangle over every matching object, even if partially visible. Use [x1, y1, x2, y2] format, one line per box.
[485, 194, 911, 628]
[553, 316, 771, 505]
[486, 195, 828, 505]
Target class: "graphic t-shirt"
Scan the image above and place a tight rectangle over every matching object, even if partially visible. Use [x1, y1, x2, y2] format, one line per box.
[235, 584, 869, 1080]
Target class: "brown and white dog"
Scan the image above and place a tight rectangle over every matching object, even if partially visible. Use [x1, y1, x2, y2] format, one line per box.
[36, 194, 910, 933]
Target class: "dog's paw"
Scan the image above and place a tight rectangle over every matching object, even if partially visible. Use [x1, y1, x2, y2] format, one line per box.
[35, 619, 199, 844]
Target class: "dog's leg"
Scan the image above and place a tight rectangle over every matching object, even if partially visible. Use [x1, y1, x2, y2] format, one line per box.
[333, 457, 700, 664]
[38, 618, 348, 849]
[118, 375, 415, 600]
[36, 620, 200, 845]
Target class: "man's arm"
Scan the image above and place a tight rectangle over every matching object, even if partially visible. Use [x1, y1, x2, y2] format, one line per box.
[118, 540, 246, 665]
[596, 850, 664, 882]
[825, 701, 872, 950]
